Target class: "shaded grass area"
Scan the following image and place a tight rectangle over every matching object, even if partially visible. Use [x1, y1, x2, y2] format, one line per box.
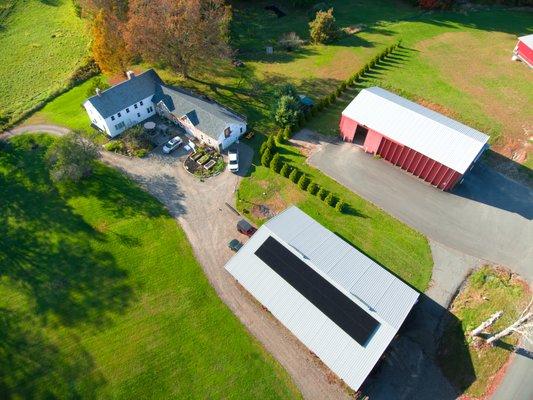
[0, 0, 89, 124]
[0, 134, 301, 399]
[438, 266, 530, 398]
[237, 138, 433, 292]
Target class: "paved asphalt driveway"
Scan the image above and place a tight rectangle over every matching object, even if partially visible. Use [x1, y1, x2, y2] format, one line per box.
[309, 140, 533, 282]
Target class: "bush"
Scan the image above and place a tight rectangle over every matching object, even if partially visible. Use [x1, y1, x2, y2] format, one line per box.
[309, 8, 338, 44]
[259, 141, 268, 155]
[279, 32, 305, 51]
[280, 163, 291, 177]
[266, 134, 277, 149]
[339, 82, 347, 91]
[317, 187, 328, 200]
[282, 126, 292, 140]
[275, 130, 285, 145]
[324, 192, 336, 206]
[289, 168, 300, 183]
[328, 93, 336, 104]
[86, 76, 110, 98]
[307, 182, 319, 195]
[335, 86, 342, 97]
[46, 131, 101, 183]
[273, 95, 302, 128]
[335, 199, 346, 213]
[270, 153, 282, 172]
[261, 149, 273, 167]
[297, 175, 310, 190]
[104, 140, 124, 152]
[133, 149, 148, 158]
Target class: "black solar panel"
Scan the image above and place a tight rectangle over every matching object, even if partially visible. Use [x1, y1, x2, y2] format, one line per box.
[255, 236, 379, 346]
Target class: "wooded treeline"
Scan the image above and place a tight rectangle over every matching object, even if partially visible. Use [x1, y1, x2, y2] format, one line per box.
[79, 0, 232, 77]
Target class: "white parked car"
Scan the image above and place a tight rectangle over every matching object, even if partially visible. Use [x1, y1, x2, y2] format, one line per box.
[228, 149, 239, 172]
[162, 136, 183, 154]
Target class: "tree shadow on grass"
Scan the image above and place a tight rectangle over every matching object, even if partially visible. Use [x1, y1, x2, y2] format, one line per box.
[0, 136, 135, 327]
[0, 308, 106, 399]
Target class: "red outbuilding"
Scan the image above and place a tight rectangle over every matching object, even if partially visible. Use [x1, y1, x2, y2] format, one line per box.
[339, 87, 490, 191]
[513, 34, 533, 67]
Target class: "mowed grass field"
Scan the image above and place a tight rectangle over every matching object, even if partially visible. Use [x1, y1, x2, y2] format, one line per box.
[0, 134, 301, 399]
[0, 0, 89, 125]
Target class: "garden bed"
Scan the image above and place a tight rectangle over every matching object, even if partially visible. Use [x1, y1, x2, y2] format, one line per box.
[184, 146, 225, 178]
[103, 126, 154, 158]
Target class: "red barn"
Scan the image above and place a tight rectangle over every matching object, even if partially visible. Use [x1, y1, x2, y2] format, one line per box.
[339, 87, 490, 191]
[513, 34, 533, 67]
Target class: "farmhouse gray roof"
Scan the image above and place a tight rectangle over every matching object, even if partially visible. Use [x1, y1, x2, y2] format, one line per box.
[86, 69, 163, 118]
[153, 85, 246, 140]
[85, 69, 246, 139]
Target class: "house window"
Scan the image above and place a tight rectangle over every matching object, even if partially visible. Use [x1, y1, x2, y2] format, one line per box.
[114, 122, 125, 130]
[111, 116, 115, 121]
[134, 104, 138, 109]
[137, 113, 141, 118]
[126, 108, 130, 113]
[224, 127, 231, 138]
[240, 126, 243, 133]
[147, 106, 153, 113]
[140, 101, 144, 106]
[118, 112, 122, 118]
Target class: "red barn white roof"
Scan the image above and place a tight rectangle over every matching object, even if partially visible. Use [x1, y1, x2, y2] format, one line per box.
[342, 87, 489, 174]
[519, 34, 533, 48]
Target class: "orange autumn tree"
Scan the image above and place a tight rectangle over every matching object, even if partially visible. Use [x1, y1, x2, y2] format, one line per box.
[91, 9, 130, 75]
[125, 0, 232, 78]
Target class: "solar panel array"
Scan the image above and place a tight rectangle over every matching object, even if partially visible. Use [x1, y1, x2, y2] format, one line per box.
[255, 236, 379, 346]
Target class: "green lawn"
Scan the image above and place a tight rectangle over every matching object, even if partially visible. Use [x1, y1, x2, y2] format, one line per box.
[438, 266, 530, 398]
[237, 138, 433, 292]
[0, 0, 89, 126]
[0, 134, 301, 399]
[26, 76, 104, 131]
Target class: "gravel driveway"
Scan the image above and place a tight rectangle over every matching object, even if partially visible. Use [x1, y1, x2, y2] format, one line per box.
[101, 143, 352, 400]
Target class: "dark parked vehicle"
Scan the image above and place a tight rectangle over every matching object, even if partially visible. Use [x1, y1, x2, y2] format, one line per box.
[228, 239, 243, 252]
[237, 219, 257, 237]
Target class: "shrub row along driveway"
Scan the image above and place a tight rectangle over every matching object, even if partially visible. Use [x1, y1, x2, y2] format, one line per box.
[100, 144, 352, 400]
[308, 136, 533, 282]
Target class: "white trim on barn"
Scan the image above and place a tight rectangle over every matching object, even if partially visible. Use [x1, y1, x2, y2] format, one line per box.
[342, 87, 490, 174]
[225, 206, 419, 391]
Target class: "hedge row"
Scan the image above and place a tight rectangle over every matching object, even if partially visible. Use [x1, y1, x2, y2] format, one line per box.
[282, 39, 402, 138]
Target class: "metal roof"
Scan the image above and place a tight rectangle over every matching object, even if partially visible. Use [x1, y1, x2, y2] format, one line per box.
[342, 87, 489, 174]
[86, 69, 163, 118]
[519, 34, 533, 48]
[153, 85, 246, 140]
[225, 206, 419, 391]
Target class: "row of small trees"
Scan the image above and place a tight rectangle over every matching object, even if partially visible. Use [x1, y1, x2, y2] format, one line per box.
[274, 39, 402, 139]
[259, 136, 347, 213]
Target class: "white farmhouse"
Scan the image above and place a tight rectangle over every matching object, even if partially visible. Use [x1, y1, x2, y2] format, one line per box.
[83, 69, 247, 150]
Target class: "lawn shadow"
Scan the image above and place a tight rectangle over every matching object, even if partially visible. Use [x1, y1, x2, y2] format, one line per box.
[452, 158, 533, 220]
[0, 136, 135, 327]
[0, 308, 106, 398]
[363, 294, 475, 399]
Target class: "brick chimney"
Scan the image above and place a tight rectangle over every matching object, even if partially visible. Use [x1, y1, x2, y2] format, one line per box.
[126, 70, 135, 80]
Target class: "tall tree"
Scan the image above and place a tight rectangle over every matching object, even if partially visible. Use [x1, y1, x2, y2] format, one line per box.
[125, 0, 231, 77]
[91, 9, 131, 74]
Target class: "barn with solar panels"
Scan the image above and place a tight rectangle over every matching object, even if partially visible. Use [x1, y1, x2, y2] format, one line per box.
[339, 87, 490, 190]
[225, 206, 419, 391]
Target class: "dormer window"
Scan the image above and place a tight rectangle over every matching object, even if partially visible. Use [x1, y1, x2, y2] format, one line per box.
[111, 116, 115, 121]
[140, 101, 144, 106]
[126, 108, 130, 113]
[224, 127, 231, 138]
[134, 104, 138, 109]
[118, 112, 122, 117]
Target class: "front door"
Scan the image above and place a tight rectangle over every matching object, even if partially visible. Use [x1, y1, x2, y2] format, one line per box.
[353, 125, 369, 146]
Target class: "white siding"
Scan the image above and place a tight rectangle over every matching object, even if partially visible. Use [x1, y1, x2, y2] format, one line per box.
[225, 207, 419, 391]
[218, 121, 247, 150]
[342, 87, 490, 173]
